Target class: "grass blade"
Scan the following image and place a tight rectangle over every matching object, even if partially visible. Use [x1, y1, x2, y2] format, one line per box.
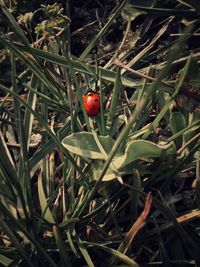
[53, 225, 71, 267]
[106, 68, 122, 133]
[79, 0, 127, 60]
[38, 168, 55, 224]
[76, 236, 95, 267]
[11, 42, 138, 88]
[0, 219, 34, 267]
[84, 242, 139, 267]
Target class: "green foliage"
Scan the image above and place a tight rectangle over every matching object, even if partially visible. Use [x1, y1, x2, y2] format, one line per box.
[0, 0, 200, 266]
[35, 3, 70, 36]
[62, 132, 176, 181]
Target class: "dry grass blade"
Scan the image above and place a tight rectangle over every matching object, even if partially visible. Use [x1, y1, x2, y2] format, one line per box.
[176, 209, 200, 223]
[177, 132, 200, 155]
[118, 192, 153, 254]
[113, 59, 173, 89]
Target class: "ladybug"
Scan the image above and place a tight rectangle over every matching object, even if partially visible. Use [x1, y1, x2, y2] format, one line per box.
[83, 91, 100, 116]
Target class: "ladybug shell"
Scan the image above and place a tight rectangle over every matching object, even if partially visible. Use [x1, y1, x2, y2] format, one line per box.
[83, 92, 100, 116]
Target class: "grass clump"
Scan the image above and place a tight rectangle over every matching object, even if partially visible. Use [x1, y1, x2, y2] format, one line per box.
[0, 0, 200, 266]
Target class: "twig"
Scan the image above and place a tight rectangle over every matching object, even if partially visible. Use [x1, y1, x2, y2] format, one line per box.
[177, 132, 200, 155]
[0, 94, 27, 104]
[118, 192, 153, 254]
[114, 59, 156, 81]
[113, 59, 173, 88]
[177, 209, 200, 224]
[71, 20, 97, 37]
[171, 33, 200, 37]
[32, 33, 49, 47]
[6, 142, 40, 149]
[151, 52, 200, 70]
[32, 28, 66, 48]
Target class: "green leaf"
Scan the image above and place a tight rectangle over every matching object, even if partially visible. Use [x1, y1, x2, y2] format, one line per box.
[143, 53, 193, 139]
[122, 0, 155, 20]
[106, 68, 122, 133]
[0, 219, 34, 267]
[53, 225, 71, 266]
[170, 112, 187, 148]
[84, 242, 139, 267]
[59, 218, 79, 228]
[62, 132, 116, 160]
[130, 169, 141, 219]
[76, 236, 95, 267]
[184, 57, 200, 87]
[0, 133, 28, 217]
[0, 203, 57, 267]
[79, 0, 127, 60]
[89, 160, 117, 181]
[125, 4, 199, 17]
[115, 140, 176, 170]
[177, 0, 200, 12]
[0, 37, 61, 100]
[0, 255, 14, 266]
[8, 42, 138, 88]
[0, 83, 85, 182]
[73, 32, 189, 217]
[24, 75, 38, 148]
[0, 0, 30, 46]
[29, 121, 71, 169]
[38, 169, 55, 224]
[195, 151, 200, 208]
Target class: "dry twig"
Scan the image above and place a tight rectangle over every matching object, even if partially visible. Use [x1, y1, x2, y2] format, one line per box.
[118, 192, 153, 254]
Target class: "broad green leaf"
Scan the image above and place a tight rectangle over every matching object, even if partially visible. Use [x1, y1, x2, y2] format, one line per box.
[167, 120, 200, 142]
[170, 112, 187, 148]
[115, 140, 176, 170]
[122, 4, 146, 21]
[73, 33, 189, 217]
[183, 57, 200, 87]
[62, 132, 116, 159]
[89, 160, 117, 181]
[109, 115, 125, 137]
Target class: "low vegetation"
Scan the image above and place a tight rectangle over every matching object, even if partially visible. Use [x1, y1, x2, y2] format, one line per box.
[0, 0, 200, 266]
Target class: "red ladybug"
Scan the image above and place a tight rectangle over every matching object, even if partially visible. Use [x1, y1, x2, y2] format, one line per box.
[83, 91, 100, 116]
